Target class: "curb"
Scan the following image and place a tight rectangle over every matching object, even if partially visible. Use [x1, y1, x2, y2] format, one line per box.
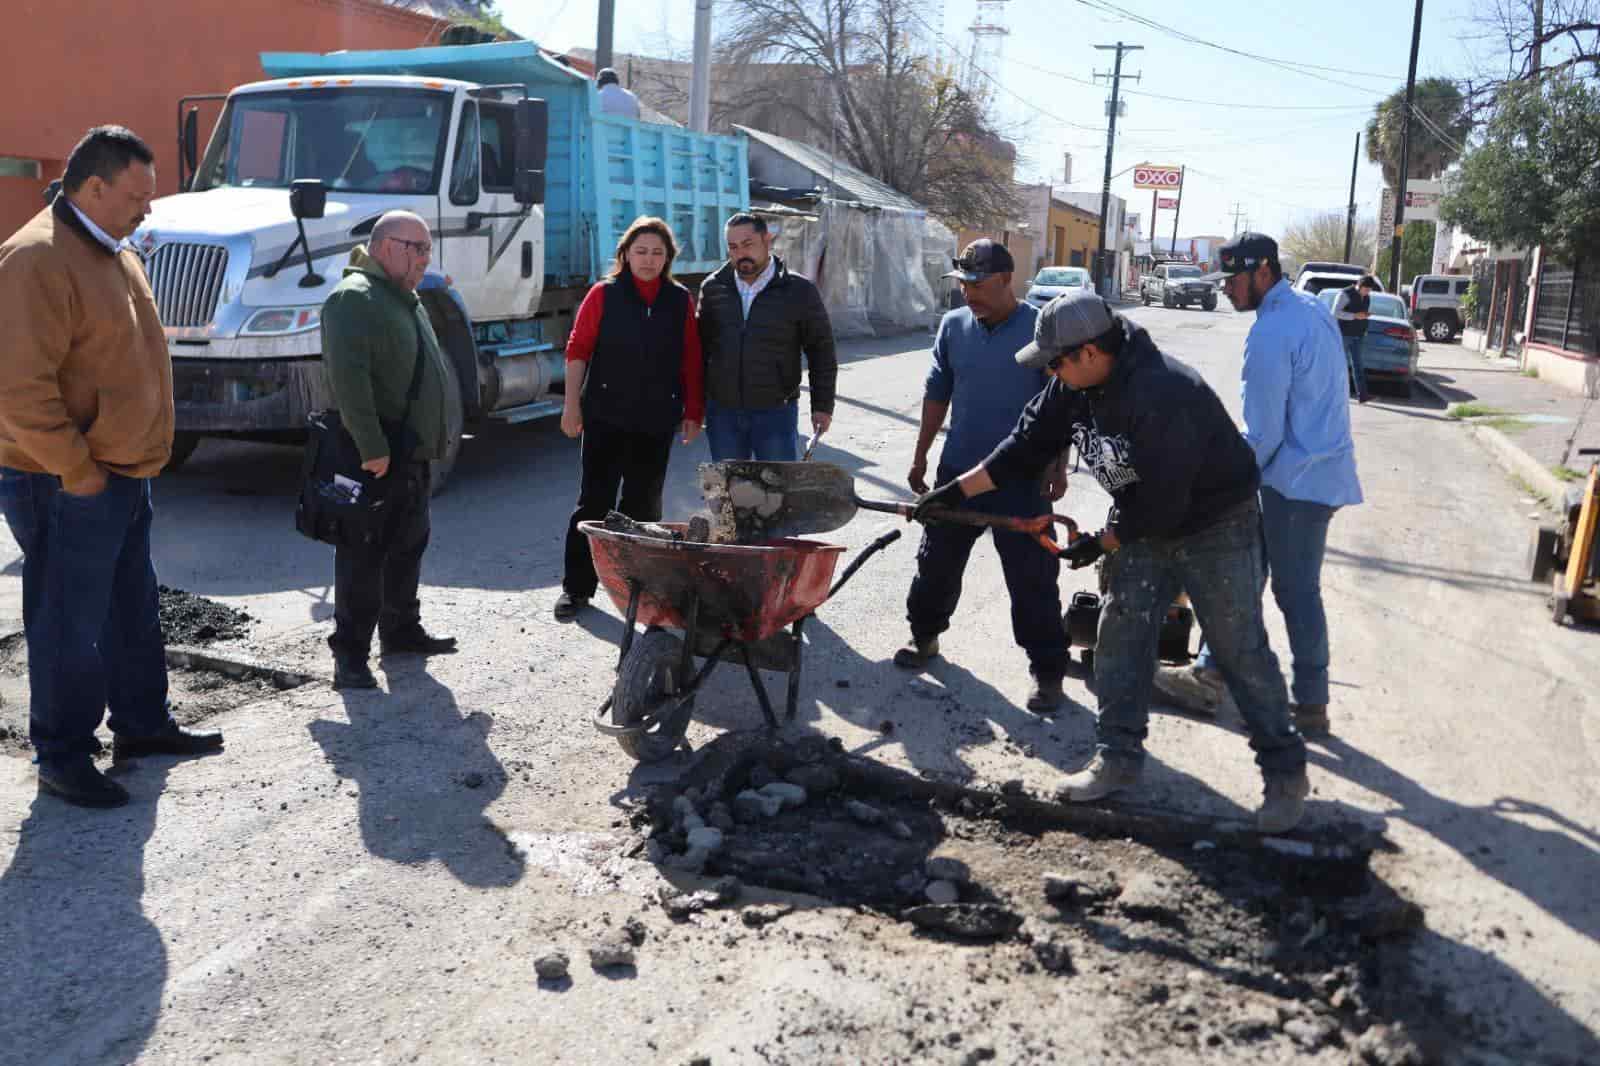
[164, 646, 320, 690]
[1415, 372, 1567, 510]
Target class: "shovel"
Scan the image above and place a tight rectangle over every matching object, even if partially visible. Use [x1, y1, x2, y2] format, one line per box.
[699, 460, 1079, 554]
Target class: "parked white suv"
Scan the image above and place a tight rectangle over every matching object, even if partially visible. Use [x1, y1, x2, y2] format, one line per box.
[1407, 274, 1472, 342]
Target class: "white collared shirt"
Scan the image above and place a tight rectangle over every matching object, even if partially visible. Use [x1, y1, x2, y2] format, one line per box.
[735, 256, 776, 318]
[66, 200, 125, 253]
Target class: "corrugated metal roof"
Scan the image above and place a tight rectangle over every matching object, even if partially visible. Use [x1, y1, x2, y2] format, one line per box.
[736, 125, 925, 214]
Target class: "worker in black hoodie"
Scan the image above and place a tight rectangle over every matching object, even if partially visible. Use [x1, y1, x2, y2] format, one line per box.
[912, 290, 1310, 833]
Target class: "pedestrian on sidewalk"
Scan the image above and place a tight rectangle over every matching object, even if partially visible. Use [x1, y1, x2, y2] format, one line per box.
[697, 213, 836, 461]
[555, 216, 704, 622]
[1330, 275, 1377, 403]
[321, 211, 459, 689]
[0, 126, 223, 808]
[1154, 234, 1362, 737]
[913, 290, 1309, 833]
[896, 239, 1069, 712]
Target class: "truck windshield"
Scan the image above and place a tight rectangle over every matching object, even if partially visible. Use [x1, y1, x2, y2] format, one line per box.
[194, 87, 451, 195]
[1166, 266, 1201, 278]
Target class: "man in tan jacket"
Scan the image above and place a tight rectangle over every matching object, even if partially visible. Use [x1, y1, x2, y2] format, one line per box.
[0, 126, 223, 809]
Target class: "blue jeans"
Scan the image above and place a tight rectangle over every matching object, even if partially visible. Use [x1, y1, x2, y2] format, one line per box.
[1097, 501, 1304, 776]
[1197, 486, 1336, 705]
[1343, 335, 1369, 399]
[905, 468, 1067, 677]
[705, 399, 800, 461]
[0, 468, 173, 766]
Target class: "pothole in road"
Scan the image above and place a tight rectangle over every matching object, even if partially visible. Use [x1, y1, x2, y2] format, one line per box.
[629, 730, 1453, 1063]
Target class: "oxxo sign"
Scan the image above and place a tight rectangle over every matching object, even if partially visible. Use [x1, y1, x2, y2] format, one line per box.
[1134, 165, 1182, 189]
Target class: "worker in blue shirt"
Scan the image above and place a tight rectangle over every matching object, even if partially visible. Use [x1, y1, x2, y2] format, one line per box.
[1155, 233, 1363, 737]
[897, 239, 1069, 712]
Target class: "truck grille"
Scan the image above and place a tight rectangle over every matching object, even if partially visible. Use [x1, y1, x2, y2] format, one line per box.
[146, 243, 229, 328]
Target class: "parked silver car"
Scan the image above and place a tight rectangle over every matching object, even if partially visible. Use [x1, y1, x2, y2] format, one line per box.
[1026, 266, 1094, 308]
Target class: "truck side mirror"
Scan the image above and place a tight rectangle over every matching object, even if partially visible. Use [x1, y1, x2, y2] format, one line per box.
[515, 98, 549, 173]
[181, 108, 200, 190]
[513, 169, 545, 206]
[289, 179, 326, 220]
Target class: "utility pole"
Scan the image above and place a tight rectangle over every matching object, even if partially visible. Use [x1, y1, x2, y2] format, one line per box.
[596, 0, 615, 70]
[1343, 132, 1361, 263]
[689, 0, 713, 132]
[1387, 0, 1425, 292]
[1169, 165, 1185, 258]
[1150, 188, 1159, 242]
[1094, 42, 1142, 296]
[1229, 202, 1245, 236]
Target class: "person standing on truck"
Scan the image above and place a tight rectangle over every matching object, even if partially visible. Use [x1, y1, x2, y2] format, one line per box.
[897, 239, 1069, 713]
[595, 68, 641, 120]
[911, 289, 1310, 833]
[1329, 275, 1376, 404]
[698, 212, 837, 461]
[554, 217, 705, 622]
[1154, 234, 1362, 738]
[320, 210, 458, 690]
[0, 126, 224, 809]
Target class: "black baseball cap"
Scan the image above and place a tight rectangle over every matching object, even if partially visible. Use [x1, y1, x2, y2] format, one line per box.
[1217, 232, 1280, 276]
[943, 238, 1015, 282]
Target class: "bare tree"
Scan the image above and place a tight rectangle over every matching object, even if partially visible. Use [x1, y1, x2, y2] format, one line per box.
[716, 0, 1018, 227]
[1281, 212, 1378, 268]
[1459, 0, 1600, 113]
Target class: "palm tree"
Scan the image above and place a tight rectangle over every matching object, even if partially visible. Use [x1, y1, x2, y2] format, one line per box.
[1365, 78, 1472, 187]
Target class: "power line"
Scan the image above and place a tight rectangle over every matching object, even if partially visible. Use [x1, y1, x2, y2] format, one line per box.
[1006, 53, 1381, 111]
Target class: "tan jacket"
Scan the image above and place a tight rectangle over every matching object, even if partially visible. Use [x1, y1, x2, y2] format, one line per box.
[0, 198, 173, 493]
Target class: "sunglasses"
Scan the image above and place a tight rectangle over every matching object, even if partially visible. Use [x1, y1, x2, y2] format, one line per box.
[1046, 345, 1085, 371]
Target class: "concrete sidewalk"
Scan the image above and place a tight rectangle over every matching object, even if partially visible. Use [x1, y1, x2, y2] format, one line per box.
[1415, 339, 1600, 505]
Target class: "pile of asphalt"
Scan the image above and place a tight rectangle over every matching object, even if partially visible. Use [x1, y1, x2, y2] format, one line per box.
[158, 585, 252, 645]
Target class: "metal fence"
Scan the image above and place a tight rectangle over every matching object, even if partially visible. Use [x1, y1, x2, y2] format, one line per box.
[1533, 256, 1598, 357]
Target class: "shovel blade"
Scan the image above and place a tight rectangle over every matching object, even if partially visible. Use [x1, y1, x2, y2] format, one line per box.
[699, 460, 858, 540]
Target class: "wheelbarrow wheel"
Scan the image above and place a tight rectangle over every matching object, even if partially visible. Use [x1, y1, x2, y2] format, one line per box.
[614, 630, 691, 762]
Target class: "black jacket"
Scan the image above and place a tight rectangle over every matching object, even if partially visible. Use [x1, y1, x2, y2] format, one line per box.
[698, 257, 837, 413]
[984, 318, 1259, 545]
[581, 272, 689, 434]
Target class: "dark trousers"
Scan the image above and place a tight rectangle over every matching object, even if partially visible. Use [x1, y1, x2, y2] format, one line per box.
[330, 461, 431, 658]
[1096, 501, 1305, 776]
[905, 472, 1068, 677]
[0, 468, 173, 767]
[563, 423, 676, 599]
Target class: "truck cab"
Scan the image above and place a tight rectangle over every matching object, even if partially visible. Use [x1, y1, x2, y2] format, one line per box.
[1140, 261, 1215, 311]
[136, 41, 748, 489]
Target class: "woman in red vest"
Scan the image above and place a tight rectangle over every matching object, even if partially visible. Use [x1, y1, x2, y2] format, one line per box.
[555, 217, 704, 621]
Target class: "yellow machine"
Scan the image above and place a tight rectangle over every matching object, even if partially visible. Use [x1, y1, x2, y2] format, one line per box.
[1531, 448, 1600, 624]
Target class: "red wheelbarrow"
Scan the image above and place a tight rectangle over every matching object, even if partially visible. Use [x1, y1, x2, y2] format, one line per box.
[580, 521, 902, 761]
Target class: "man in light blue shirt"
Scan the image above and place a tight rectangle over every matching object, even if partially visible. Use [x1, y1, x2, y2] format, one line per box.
[1156, 233, 1362, 736]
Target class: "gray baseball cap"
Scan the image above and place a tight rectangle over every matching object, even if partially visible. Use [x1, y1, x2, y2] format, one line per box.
[1015, 289, 1116, 369]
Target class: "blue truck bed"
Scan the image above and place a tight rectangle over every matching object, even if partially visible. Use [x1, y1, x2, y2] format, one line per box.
[259, 41, 747, 282]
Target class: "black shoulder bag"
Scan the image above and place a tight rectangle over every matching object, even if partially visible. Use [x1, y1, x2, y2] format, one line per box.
[294, 321, 426, 549]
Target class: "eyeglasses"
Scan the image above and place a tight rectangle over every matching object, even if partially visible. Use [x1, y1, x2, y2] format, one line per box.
[1046, 345, 1085, 372]
[388, 237, 433, 256]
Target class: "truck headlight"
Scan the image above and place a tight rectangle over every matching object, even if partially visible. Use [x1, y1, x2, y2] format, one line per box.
[242, 307, 321, 336]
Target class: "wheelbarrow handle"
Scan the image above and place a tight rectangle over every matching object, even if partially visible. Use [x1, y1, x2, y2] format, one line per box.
[827, 527, 902, 600]
[853, 496, 1079, 555]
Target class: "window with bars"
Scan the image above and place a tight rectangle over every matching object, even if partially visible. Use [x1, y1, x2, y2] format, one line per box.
[1534, 257, 1598, 357]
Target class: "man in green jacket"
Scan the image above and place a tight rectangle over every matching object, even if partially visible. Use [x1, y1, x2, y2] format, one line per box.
[321, 211, 457, 689]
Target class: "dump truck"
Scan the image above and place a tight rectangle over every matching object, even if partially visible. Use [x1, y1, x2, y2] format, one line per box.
[135, 41, 749, 490]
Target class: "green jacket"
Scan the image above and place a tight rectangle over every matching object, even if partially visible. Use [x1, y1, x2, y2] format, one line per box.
[321, 245, 452, 463]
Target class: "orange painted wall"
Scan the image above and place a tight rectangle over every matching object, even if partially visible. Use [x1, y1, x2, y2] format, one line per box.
[1, 0, 443, 239]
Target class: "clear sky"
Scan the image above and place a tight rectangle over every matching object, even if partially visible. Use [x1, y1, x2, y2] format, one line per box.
[496, 0, 1497, 242]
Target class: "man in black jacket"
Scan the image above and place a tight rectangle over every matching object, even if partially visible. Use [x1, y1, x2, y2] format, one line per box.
[698, 213, 837, 460]
[913, 290, 1310, 833]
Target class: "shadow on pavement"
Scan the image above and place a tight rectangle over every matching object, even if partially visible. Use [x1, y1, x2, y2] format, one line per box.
[309, 665, 524, 888]
[0, 762, 170, 1065]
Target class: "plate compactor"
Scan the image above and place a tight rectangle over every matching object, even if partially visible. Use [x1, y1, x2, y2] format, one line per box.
[1063, 558, 1198, 669]
[1530, 447, 1600, 625]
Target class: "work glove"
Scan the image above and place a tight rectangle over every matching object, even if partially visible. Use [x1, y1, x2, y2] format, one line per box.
[910, 480, 965, 522]
[1062, 530, 1106, 570]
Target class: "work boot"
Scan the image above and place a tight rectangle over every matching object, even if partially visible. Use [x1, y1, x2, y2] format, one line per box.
[1053, 753, 1142, 803]
[380, 626, 458, 656]
[37, 760, 130, 809]
[1025, 673, 1064, 713]
[333, 655, 379, 690]
[1293, 703, 1330, 737]
[112, 722, 224, 760]
[1152, 663, 1230, 717]
[553, 591, 588, 622]
[892, 635, 939, 670]
[1256, 768, 1311, 834]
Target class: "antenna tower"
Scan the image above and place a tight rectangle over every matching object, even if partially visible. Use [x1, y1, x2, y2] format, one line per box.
[965, 0, 1010, 99]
